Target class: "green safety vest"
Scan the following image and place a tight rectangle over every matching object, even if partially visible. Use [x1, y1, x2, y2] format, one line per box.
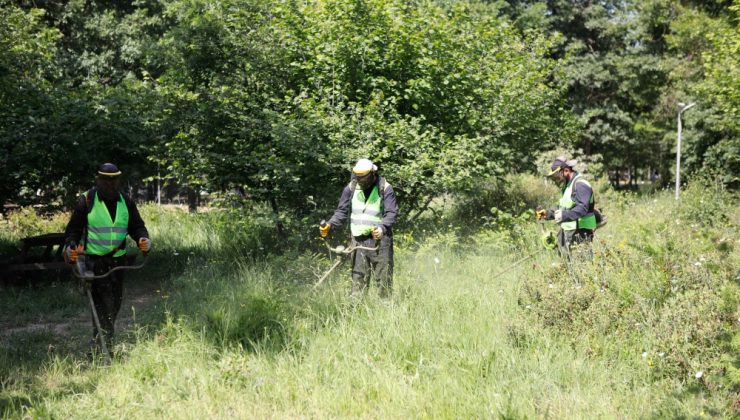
[559, 174, 597, 231]
[350, 183, 383, 237]
[85, 191, 129, 257]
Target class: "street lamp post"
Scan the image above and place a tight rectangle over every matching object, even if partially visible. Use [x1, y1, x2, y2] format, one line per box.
[675, 102, 696, 200]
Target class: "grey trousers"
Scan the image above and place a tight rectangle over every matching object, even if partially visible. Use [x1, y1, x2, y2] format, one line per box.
[351, 235, 393, 298]
[557, 228, 594, 260]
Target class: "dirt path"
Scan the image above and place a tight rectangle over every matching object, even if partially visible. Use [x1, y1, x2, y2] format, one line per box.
[0, 278, 163, 348]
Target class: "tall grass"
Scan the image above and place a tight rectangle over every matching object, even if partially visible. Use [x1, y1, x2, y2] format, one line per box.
[1, 178, 737, 418]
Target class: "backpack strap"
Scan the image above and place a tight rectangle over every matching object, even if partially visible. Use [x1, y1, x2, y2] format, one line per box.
[80, 188, 96, 249]
[573, 178, 595, 212]
[84, 188, 96, 214]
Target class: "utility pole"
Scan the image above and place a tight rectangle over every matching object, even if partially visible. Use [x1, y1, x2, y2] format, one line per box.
[157, 163, 161, 206]
[675, 102, 696, 200]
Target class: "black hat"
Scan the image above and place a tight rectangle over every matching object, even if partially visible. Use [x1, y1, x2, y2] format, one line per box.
[547, 156, 577, 176]
[97, 163, 121, 177]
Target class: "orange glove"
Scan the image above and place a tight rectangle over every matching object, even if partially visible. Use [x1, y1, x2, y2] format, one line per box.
[65, 244, 84, 264]
[319, 223, 331, 238]
[138, 237, 151, 253]
[535, 207, 555, 220]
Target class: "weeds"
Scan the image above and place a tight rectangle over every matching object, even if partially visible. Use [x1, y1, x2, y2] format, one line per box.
[0, 178, 737, 418]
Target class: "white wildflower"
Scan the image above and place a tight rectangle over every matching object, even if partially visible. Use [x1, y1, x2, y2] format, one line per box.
[434, 257, 440, 264]
[641, 352, 648, 359]
[695, 371, 703, 379]
[658, 352, 665, 357]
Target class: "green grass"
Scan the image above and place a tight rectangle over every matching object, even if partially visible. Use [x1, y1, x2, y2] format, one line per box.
[1, 179, 737, 418]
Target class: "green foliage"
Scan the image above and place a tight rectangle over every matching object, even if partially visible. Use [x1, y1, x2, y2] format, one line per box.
[1, 207, 68, 240]
[676, 177, 734, 226]
[519, 184, 739, 414]
[146, 0, 573, 215]
[1, 180, 738, 417]
[500, 0, 737, 188]
[2, 0, 737, 215]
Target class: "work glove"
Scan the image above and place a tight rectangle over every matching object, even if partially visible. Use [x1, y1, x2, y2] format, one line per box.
[554, 209, 563, 223]
[372, 225, 384, 240]
[535, 208, 547, 220]
[319, 223, 331, 238]
[138, 237, 151, 253]
[536, 206, 555, 221]
[65, 243, 84, 264]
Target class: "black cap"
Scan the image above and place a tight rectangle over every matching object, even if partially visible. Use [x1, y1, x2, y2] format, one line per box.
[97, 163, 121, 177]
[547, 156, 577, 176]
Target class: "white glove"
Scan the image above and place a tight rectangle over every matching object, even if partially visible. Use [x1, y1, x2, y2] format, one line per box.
[372, 225, 384, 240]
[554, 209, 563, 223]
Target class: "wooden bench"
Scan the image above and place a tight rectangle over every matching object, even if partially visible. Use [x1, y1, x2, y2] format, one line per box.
[0, 233, 69, 280]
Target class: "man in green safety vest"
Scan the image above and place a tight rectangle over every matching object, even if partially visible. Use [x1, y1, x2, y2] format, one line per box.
[64, 163, 151, 354]
[536, 156, 596, 258]
[320, 158, 398, 298]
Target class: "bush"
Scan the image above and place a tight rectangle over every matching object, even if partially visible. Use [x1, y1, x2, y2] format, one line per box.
[518, 180, 739, 410]
[2, 207, 68, 240]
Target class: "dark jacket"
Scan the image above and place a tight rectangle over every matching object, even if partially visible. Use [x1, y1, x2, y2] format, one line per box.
[65, 189, 149, 248]
[327, 176, 398, 237]
[560, 172, 594, 223]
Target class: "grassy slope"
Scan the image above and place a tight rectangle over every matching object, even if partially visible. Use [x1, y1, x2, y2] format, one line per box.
[1, 181, 737, 418]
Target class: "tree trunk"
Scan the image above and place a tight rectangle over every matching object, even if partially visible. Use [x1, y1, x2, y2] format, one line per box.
[408, 196, 434, 224]
[614, 169, 620, 188]
[187, 187, 198, 213]
[269, 195, 286, 237]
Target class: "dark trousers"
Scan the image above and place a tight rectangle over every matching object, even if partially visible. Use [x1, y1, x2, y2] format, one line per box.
[557, 228, 594, 260]
[351, 235, 393, 298]
[87, 255, 126, 345]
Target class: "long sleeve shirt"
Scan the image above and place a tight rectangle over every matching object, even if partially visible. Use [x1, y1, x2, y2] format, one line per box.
[560, 173, 594, 222]
[64, 190, 149, 247]
[327, 176, 398, 236]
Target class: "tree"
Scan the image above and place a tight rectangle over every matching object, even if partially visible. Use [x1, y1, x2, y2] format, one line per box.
[153, 0, 572, 218]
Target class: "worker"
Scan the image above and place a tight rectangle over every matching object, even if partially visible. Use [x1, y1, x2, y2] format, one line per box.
[536, 156, 596, 258]
[320, 159, 398, 298]
[64, 163, 151, 355]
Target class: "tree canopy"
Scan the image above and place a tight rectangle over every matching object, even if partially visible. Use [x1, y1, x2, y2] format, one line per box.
[1, 0, 738, 211]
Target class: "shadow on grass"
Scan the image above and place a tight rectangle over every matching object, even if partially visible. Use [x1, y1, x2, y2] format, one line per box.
[0, 395, 31, 419]
[0, 328, 100, 418]
[0, 243, 214, 413]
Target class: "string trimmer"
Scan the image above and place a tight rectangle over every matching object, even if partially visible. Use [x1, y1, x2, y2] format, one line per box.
[71, 250, 148, 363]
[314, 221, 378, 289]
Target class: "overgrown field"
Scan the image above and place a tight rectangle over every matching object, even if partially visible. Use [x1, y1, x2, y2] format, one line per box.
[1, 179, 738, 418]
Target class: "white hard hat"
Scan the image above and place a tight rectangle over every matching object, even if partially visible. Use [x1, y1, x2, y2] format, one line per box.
[352, 158, 377, 175]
